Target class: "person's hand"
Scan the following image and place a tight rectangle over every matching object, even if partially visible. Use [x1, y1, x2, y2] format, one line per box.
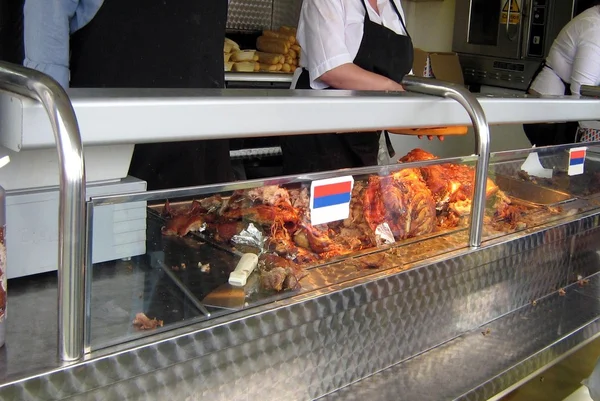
[385, 79, 405, 92]
[418, 135, 445, 141]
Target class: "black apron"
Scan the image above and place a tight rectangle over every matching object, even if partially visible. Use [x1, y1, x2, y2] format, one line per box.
[523, 61, 578, 146]
[280, 0, 413, 175]
[69, 0, 234, 190]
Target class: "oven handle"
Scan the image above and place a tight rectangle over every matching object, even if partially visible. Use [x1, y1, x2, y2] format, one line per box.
[505, 0, 522, 42]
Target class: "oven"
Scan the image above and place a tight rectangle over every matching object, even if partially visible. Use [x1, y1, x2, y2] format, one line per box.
[453, 0, 593, 91]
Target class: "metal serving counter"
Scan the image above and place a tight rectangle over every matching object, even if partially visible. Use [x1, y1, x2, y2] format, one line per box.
[2, 62, 600, 401]
[2, 202, 600, 401]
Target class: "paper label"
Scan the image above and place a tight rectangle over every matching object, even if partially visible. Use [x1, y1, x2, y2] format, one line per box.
[568, 147, 587, 176]
[310, 176, 354, 226]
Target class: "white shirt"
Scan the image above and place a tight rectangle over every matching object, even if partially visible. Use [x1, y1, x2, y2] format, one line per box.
[296, 0, 409, 89]
[531, 5, 600, 131]
[531, 6, 600, 96]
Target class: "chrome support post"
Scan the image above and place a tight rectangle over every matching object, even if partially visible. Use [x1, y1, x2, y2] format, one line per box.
[401, 76, 491, 248]
[0, 61, 86, 361]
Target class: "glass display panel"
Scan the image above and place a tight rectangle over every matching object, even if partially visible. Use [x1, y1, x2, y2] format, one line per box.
[468, 0, 502, 46]
[484, 142, 600, 241]
[89, 145, 572, 351]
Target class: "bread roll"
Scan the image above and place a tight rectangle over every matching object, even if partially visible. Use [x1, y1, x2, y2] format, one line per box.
[286, 49, 297, 59]
[291, 44, 301, 52]
[224, 42, 234, 53]
[257, 36, 289, 54]
[256, 52, 284, 65]
[232, 61, 258, 72]
[224, 53, 232, 63]
[224, 61, 234, 72]
[225, 38, 240, 51]
[279, 26, 297, 35]
[230, 50, 256, 62]
[263, 30, 295, 44]
[282, 63, 291, 73]
[275, 64, 283, 71]
[285, 56, 293, 65]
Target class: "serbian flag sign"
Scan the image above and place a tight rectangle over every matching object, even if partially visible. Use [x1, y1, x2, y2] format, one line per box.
[568, 147, 587, 176]
[310, 176, 354, 226]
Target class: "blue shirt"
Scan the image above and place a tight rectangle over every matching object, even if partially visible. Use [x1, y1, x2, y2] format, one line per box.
[23, 0, 104, 88]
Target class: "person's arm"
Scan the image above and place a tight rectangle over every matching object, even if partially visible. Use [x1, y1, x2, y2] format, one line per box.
[569, 27, 600, 95]
[298, 0, 404, 91]
[320, 63, 404, 91]
[23, 0, 80, 88]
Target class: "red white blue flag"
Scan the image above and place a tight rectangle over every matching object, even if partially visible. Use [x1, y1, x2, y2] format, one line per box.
[568, 147, 587, 176]
[310, 176, 354, 225]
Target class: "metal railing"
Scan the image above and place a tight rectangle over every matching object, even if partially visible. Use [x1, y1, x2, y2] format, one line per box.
[402, 76, 491, 248]
[0, 61, 86, 362]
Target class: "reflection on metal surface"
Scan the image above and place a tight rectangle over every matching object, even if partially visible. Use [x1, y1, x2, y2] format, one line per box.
[0, 61, 86, 362]
[402, 76, 491, 248]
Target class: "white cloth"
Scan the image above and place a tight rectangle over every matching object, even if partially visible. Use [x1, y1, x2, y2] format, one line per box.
[296, 0, 409, 89]
[530, 5, 600, 132]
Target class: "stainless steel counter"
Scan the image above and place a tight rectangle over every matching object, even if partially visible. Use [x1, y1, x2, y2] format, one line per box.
[0, 205, 599, 400]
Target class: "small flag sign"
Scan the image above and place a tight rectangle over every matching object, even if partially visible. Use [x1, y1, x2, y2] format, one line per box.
[310, 176, 354, 226]
[568, 147, 587, 176]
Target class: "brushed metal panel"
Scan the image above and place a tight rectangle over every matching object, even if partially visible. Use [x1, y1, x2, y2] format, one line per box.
[272, 0, 302, 29]
[226, 0, 302, 31]
[226, 0, 273, 31]
[324, 277, 600, 401]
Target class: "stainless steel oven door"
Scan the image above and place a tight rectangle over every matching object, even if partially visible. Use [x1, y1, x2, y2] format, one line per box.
[453, 0, 526, 59]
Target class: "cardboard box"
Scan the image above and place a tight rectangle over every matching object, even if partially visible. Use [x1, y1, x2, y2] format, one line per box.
[413, 48, 465, 85]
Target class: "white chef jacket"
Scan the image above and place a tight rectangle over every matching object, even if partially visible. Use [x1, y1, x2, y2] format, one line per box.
[296, 0, 410, 89]
[530, 5, 600, 131]
[531, 5, 600, 96]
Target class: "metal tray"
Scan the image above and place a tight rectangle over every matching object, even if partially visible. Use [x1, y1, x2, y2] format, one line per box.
[145, 184, 569, 314]
[515, 156, 600, 200]
[495, 174, 574, 206]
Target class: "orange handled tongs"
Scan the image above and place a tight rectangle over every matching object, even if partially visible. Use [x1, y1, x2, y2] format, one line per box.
[387, 126, 468, 136]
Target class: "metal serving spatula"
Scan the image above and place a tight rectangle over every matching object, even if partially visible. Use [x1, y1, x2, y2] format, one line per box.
[201, 253, 259, 310]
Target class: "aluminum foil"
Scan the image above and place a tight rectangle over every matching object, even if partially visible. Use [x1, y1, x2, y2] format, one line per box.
[231, 223, 266, 249]
[375, 223, 395, 246]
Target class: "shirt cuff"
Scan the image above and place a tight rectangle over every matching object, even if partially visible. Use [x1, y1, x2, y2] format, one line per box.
[23, 59, 70, 89]
[310, 53, 354, 89]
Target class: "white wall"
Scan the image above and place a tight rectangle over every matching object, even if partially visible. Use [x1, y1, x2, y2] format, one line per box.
[402, 0, 456, 52]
